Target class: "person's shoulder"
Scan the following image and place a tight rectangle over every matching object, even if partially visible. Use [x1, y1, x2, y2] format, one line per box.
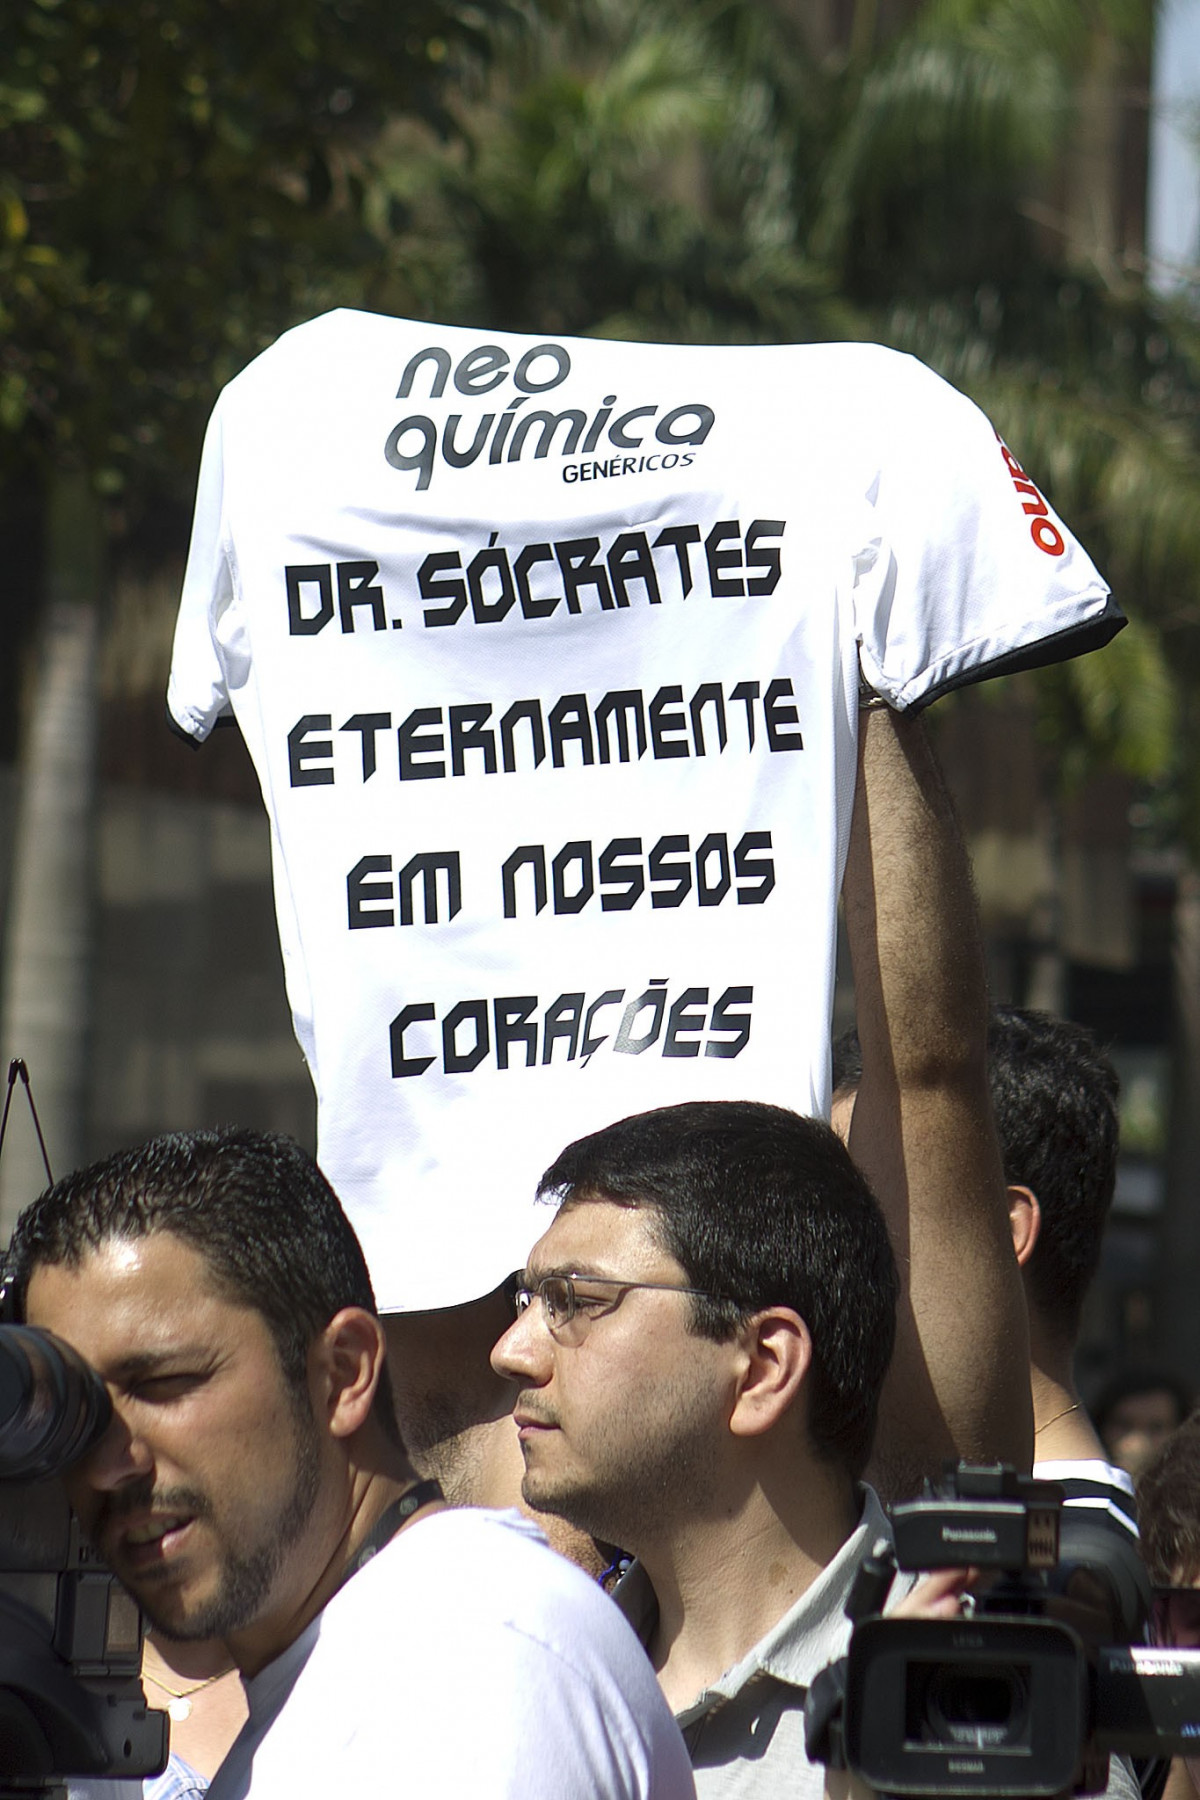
[290, 1510, 693, 1797]
[344, 1505, 613, 1623]
[384, 1501, 553, 1564]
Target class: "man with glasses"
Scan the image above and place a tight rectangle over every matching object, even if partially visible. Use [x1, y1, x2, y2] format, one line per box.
[491, 707, 1035, 1797]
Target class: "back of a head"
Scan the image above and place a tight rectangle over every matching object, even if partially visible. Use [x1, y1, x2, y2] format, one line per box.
[987, 1007, 1118, 1345]
[1137, 1412, 1200, 1585]
[538, 1099, 899, 1482]
[834, 1009, 1117, 1348]
[7, 1127, 389, 1413]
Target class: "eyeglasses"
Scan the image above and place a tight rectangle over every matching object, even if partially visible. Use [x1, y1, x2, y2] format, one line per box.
[513, 1273, 725, 1338]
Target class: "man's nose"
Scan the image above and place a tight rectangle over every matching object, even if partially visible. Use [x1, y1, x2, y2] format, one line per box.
[490, 1305, 550, 1382]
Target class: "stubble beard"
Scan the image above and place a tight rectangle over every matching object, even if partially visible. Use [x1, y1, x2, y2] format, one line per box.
[134, 1407, 324, 1643]
[521, 1380, 724, 1552]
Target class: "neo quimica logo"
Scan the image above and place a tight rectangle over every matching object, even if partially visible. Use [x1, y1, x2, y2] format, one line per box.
[384, 340, 715, 490]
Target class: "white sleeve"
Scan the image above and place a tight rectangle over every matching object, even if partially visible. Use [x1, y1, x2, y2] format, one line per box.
[342, 1606, 696, 1798]
[851, 356, 1122, 710]
[166, 398, 235, 742]
[468, 1629, 697, 1800]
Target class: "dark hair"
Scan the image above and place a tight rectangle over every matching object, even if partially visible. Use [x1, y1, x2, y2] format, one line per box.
[1093, 1367, 1194, 1440]
[7, 1127, 398, 1435]
[833, 1008, 1119, 1343]
[986, 1008, 1119, 1340]
[537, 1099, 898, 1480]
[1137, 1412, 1200, 1584]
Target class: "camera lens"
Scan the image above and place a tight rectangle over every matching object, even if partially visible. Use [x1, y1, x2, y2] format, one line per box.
[925, 1662, 1030, 1749]
[0, 1324, 111, 1480]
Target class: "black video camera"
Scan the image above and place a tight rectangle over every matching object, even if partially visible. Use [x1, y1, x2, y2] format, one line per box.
[809, 1464, 1200, 1799]
[0, 1321, 167, 1798]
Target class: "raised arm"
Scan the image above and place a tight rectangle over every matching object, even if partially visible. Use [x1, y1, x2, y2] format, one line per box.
[841, 704, 1032, 1501]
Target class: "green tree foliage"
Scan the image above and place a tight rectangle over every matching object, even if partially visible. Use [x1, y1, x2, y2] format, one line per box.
[398, 0, 862, 343]
[826, 3, 1198, 828]
[0, 0, 510, 502]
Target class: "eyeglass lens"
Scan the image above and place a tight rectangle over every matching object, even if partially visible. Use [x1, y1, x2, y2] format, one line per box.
[540, 1277, 573, 1325]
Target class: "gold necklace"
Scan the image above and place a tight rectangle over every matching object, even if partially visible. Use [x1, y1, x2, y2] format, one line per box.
[143, 1663, 236, 1723]
[1035, 1400, 1081, 1436]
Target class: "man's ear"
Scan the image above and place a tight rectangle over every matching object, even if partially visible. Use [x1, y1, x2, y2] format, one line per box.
[311, 1307, 387, 1439]
[728, 1308, 812, 1439]
[1008, 1184, 1041, 1269]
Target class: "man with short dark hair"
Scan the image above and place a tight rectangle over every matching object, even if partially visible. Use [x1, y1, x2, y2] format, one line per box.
[981, 1016, 1157, 1798]
[513, 1096, 897, 1514]
[496, 1100, 900, 1715]
[986, 1008, 1119, 1349]
[9, 1127, 694, 1800]
[987, 1008, 1140, 1519]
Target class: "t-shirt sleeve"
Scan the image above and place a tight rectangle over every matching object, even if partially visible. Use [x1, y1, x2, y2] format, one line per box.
[166, 398, 235, 743]
[851, 357, 1123, 710]
[340, 1615, 696, 1799]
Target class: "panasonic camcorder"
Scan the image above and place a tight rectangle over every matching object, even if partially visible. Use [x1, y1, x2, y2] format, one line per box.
[808, 1463, 1200, 1799]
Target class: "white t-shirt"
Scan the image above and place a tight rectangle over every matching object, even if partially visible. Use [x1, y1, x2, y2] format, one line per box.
[168, 310, 1119, 1308]
[204, 1507, 694, 1800]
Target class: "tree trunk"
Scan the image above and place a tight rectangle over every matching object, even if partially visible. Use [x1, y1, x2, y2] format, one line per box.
[0, 475, 103, 1237]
